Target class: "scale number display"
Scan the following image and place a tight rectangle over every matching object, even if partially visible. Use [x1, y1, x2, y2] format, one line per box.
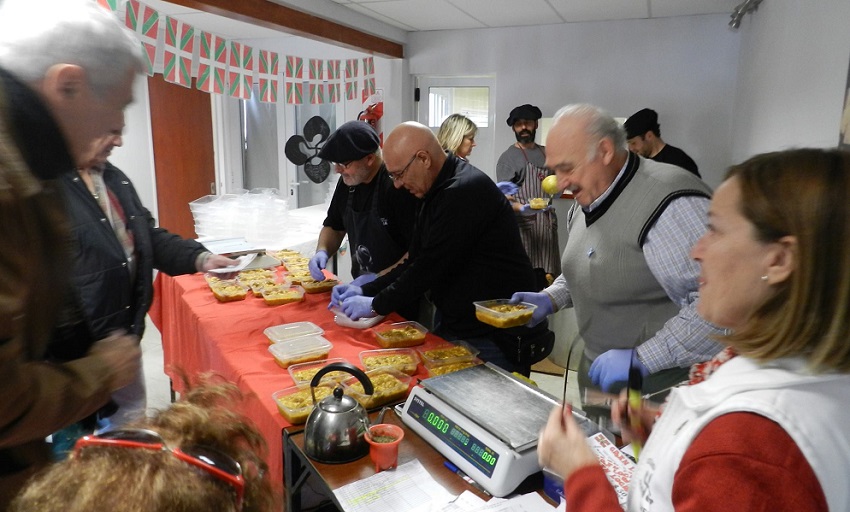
[407, 394, 500, 478]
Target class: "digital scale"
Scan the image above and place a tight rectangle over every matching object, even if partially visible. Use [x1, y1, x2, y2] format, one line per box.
[400, 363, 600, 497]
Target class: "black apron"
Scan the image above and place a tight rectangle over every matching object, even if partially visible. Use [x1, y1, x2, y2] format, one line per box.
[343, 183, 405, 278]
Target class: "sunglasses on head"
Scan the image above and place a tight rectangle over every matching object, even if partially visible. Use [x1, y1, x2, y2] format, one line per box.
[74, 428, 245, 511]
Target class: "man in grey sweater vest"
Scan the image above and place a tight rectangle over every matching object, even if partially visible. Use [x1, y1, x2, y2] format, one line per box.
[512, 103, 724, 395]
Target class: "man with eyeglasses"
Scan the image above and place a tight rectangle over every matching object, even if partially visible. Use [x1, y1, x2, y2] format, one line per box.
[334, 122, 555, 377]
[309, 121, 420, 317]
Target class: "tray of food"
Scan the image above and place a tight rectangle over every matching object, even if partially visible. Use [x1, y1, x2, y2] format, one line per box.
[264, 321, 324, 345]
[342, 368, 411, 410]
[301, 278, 339, 294]
[261, 284, 305, 306]
[288, 271, 313, 285]
[272, 384, 335, 424]
[268, 335, 332, 368]
[473, 299, 537, 328]
[426, 357, 484, 377]
[208, 279, 249, 302]
[373, 321, 428, 348]
[418, 340, 480, 368]
[288, 358, 351, 386]
[529, 197, 548, 209]
[359, 348, 420, 375]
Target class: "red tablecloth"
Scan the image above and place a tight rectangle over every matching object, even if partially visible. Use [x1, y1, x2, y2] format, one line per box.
[150, 271, 442, 491]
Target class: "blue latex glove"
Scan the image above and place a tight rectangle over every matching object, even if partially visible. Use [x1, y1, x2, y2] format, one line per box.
[350, 272, 377, 287]
[340, 295, 374, 320]
[509, 291, 554, 327]
[329, 284, 363, 309]
[588, 349, 650, 392]
[496, 181, 519, 196]
[308, 250, 329, 280]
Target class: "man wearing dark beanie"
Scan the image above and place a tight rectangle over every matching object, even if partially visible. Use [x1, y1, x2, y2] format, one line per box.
[308, 121, 420, 317]
[624, 108, 700, 177]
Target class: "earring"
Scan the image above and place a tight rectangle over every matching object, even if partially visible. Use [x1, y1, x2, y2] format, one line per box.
[760, 275, 769, 281]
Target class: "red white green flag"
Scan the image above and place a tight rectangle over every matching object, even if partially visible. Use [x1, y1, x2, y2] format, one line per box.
[309, 58, 324, 81]
[327, 60, 341, 80]
[310, 83, 324, 104]
[328, 83, 340, 103]
[163, 16, 194, 88]
[228, 42, 253, 99]
[345, 80, 357, 101]
[362, 56, 375, 76]
[362, 77, 376, 102]
[258, 50, 279, 103]
[286, 82, 303, 104]
[96, 0, 126, 22]
[345, 58, 359, 79]
[197, 31, 226, 94]
[125, 0, 159, 76]
[286, 55, 303, 79]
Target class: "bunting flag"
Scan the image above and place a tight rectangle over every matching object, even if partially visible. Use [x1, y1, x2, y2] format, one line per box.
[310, 83, 324, 104]
[228, 42, 253, 99]
[362, 56, 375, 76]
[345, 80, 358, 101]
[327, 83, 340, 103]
[309, 58, 324, 81]
[96, 0, 127, 22]
[286, 55, 303, 79]
[345, 58, 359, 79]
[258, 50, 279, 103]
[125, 0, 159, 76]
[286, 82, 303, 104]
[362, 78, 376, 103]
[197, 31, 227, 94]
[163, 16, 194, 88]
[327, 60, 341, 81]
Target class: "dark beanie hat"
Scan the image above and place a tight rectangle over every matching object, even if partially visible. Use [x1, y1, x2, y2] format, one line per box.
[318, 120, 380, 163]
[624, 108, 660, 139]
[506, 104, 543, 126]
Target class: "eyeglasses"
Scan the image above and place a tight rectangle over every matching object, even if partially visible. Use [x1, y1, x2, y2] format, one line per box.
[333, 161, 354, 170]
[387, 152, 419, 181]
[74, 428, 245, 511]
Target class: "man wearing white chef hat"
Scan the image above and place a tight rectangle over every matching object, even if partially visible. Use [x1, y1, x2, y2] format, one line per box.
[333, 122, 555, 377]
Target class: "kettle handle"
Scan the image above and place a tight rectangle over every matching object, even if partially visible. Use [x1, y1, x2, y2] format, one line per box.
[310, 362, 374, 396]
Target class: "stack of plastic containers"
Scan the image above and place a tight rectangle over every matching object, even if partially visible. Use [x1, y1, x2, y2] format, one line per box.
[189, 188, 289, 245]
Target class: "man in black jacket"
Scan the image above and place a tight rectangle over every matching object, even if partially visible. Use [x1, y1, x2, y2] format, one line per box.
[334, 122, 554, 376]
[56, 129, 234, 432]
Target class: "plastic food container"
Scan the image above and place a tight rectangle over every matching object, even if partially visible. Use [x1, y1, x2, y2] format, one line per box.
[418, 340, 480, 368]
[427, 357, 484, 377]
[529, 197, 547, 210]
[264, 321, 324, 345]
[272, 384, 335, 424]
[342, 368, 411, 410]
[208, 280, 249, 302]
[473, 299, 537, 328]
[373, 321, 428, 348]
[359, 348, 420, 375]
[288, 271, 313, 285]
[268, 335, 333, 368]
[301, 279, 339, 294]
[261, 285, 305, 306]
[330, 307, 385, 330]
[288, 358, 351, 386]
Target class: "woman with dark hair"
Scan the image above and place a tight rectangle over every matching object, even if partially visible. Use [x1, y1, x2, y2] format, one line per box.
[538, 148, 850, 511]
[11, 376, 277, 512]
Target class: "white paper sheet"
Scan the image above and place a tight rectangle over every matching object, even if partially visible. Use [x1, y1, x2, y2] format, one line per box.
[333, 460, 455, 512]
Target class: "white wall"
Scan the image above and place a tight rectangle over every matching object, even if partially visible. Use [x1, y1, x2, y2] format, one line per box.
[731, 0, 850, 161]
[408, 14, 741, 188]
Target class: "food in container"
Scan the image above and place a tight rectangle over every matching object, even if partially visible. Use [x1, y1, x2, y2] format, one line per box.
[262, 285, 305, 306]
[301, 278, 339, 294]
[247, 277, 280, 297]
[289, 358, 351, 386]
[264, 321, 324, 345]
[473, 299, 537, 328]
[238, 268, 275, 281]
[427, 358, 483, 377]
[373, 321, 428, 348]
[288, 271, 313, 284]
[208, 280, 249, 302]
[272, 384, 335, 424]
[359, 348, 419, 375]
[268, 335, 332, 368]
[418, 340, 480, 368]
[342, 369, 410, 410]
[529, 197, 547, 209]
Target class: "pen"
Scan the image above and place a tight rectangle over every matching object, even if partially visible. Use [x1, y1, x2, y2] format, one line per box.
[443, 461, 491, 496]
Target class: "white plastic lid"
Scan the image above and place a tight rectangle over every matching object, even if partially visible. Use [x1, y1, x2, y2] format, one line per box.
[264, 321, 324, 343]
[329, 307, 385, 330]
[268, 335, 333, 360]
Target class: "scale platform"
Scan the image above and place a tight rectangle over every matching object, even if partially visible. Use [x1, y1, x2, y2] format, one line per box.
[400, 363, 574, 497]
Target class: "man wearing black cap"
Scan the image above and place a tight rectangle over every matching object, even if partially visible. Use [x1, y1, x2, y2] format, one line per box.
[309, 120, 420, 302]
[496, 104, 560, 288]
[624, 108, 700, 177]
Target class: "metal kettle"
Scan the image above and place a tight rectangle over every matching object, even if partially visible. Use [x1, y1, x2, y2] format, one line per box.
[304, 362, 374, 464]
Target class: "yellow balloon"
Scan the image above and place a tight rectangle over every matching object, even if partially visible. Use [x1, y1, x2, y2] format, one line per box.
[542, 175, 560, 195]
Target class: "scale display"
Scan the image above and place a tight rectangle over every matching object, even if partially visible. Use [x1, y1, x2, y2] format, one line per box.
[406, 393, 499, 478]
